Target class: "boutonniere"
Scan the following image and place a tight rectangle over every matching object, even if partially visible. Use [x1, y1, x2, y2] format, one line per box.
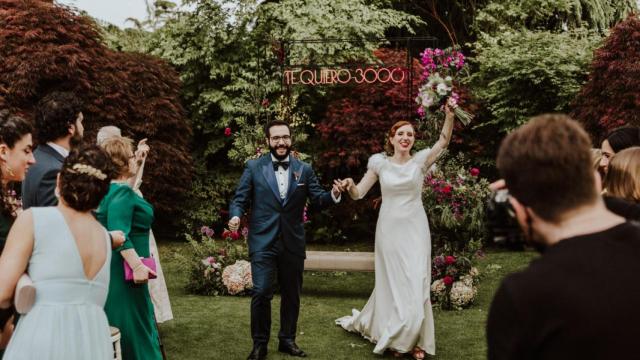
[293, 170, 302, 182]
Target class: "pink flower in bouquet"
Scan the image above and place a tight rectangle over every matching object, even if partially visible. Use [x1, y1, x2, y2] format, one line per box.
[224, 127, 232, 137]
[470, 168, 480, 177]
[230, 231, 240, 240]
[445, 255, 457, 265]
[443, 276, 454, 286]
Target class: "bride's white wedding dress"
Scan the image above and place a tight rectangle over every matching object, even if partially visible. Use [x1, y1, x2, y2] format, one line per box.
[336, 148, 435, 355]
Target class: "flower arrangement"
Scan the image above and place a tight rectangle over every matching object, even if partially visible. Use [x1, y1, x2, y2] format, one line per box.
[184, 225, 250, 296]
[430, 254, 480, 310]
[415, 48, 473, 126]
[221, 260, 253, 295]
[422, 153, 491, 253]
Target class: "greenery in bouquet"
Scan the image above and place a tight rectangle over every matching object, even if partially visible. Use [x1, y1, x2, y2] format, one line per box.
[415, 48, 473, 126]
[183, 226, 250, 296]
[422, 153, 491, 253]
[430, 254, 480, 310]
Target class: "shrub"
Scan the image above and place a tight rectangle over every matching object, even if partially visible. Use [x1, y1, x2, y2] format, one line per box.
[571, 15, 640, 139]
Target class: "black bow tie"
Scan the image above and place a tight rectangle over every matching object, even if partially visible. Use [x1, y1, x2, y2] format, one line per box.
[273, 161, 289, 171]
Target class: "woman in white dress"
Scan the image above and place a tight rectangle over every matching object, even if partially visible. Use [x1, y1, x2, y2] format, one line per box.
[0, 145, 114, 359]
[336, 106, 454, 359]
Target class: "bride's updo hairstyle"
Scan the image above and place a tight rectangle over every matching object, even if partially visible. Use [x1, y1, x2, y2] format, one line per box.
[385, 120, 414, 154]
[59, 145, 113, 211]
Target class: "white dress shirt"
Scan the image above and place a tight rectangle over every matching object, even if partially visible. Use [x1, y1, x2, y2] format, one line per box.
[47, 142, 69, 158]
[270, 154, 340, 203]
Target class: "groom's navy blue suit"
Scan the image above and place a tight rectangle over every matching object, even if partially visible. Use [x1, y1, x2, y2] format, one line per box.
[230, 154, 336, 347]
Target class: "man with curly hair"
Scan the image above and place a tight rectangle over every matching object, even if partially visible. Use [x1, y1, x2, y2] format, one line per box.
[22, 91, 84, 209]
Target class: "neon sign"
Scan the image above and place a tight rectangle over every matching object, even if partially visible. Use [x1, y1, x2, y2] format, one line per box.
[283, 67, 408, 86]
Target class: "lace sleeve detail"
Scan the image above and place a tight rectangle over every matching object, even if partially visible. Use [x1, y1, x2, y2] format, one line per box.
[367, 153, 386, 175]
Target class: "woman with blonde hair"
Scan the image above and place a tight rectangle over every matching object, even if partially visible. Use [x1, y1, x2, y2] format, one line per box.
[335, 106, 455, 359]
[96, 126, 172, 324]
[96, 136, 161, 360]
[603, 147, 640, 220]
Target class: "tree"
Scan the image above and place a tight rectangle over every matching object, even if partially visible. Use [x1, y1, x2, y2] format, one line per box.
[571, 15, 640, 138]
[0, 0, 192, 220]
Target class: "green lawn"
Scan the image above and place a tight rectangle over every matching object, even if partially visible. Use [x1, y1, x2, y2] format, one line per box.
[157, 242, 536, 359]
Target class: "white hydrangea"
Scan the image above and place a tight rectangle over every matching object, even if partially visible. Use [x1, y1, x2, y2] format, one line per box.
[222, 260, 253, 295]
[431, 279, 446, 296]
[450, 281, 477, 309]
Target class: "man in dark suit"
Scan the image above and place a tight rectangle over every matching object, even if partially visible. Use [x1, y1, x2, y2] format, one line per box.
[22, 91, 84, 209]
[229, 120, 343, 360]
[487, 114, 640, 359]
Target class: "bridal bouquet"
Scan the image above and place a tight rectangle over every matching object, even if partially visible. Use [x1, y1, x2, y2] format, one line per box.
[415, 48, 473, 126]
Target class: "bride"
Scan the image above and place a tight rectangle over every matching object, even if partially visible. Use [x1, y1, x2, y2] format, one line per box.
[335, 106, 454, 359]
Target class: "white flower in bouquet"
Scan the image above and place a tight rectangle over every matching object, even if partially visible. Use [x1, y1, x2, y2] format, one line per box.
[421, 94, 434, 108]
[450, 281, 477, 309]
[222, 260, 253, 295]
[436, 82, 451, 96]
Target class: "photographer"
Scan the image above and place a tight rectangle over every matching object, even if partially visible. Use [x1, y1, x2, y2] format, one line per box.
[486, 114, 640, 359]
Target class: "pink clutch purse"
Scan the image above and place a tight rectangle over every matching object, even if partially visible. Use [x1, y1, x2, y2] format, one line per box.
[124, 257, 157, 281]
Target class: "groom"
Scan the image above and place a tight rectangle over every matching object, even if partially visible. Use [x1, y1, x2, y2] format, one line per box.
[229, 120, 342, 360]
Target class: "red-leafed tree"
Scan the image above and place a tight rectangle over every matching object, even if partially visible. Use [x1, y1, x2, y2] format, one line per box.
[571, 15, 640, 140]
[0, 0, 192, 221]
[316, 48, 424, 175]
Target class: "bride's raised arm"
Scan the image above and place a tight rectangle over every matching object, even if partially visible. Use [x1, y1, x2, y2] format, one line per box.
[422, 105, 455, 169]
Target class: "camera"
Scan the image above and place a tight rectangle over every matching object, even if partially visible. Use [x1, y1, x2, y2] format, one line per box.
[486, 189, 525, 249]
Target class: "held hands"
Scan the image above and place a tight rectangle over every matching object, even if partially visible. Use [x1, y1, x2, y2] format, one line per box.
[332, 178, 355, 198]
[133, 262, 157, 285]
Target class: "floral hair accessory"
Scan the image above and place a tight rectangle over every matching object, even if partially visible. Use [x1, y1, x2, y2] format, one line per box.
[68, 163, 107, 180]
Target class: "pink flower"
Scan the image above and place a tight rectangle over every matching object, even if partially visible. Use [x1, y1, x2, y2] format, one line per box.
[206, 256, 215, 264]
[443, 276, 454, 286]
[241, 226, 249, 238]
[261, 98, 270, 108]
[417, 107, 426, 117]
[445, 255, 456, 265]
[230, 231, 240, 240]
[442, 185, 452, 194]
[224, 127, 232, 137]
[470, 168, 480, 177]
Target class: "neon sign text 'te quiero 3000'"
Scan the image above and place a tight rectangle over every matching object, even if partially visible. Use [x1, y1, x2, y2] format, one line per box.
[284, 67, 407, 86]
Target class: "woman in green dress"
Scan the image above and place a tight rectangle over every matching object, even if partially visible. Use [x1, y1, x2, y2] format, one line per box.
[96, 136, 161, 360]
[0, 110, 35, 357]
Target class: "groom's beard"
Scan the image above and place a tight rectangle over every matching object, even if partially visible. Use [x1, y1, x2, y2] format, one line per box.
[70, 131, 83, 148]
[270, 144, 291, 161]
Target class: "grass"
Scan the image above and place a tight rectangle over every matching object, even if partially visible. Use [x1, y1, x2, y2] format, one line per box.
[157, 242, 537, 359]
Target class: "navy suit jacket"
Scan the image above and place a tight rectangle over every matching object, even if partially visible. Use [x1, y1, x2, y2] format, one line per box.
[22, 144, 64, 209]
[229, 155, 335, 258]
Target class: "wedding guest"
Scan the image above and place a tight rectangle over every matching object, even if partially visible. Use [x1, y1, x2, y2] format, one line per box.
[96, 126, 172, 323]
[0, 145, 114, 359]
[96, 136, 161, 360]
[602, 147, 640, 220]
[22, 91, 84, 209]
[0, 111, 35, 357]
[487, 114, 640, 359]
[599, 126, 640, 174]
[336, 106, 455, 359]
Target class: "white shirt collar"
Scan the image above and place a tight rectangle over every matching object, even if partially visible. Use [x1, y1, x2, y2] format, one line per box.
[47, 142, 69, 158]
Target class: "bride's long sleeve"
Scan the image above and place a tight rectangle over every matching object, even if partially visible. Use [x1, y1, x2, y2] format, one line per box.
[349, 170, 378, 200]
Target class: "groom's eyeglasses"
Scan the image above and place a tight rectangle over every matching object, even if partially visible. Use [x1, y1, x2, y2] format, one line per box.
[270, 135, 291, 143]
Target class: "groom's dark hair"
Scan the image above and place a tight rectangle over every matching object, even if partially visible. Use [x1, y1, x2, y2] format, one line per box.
[264, 120, 291, 138]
